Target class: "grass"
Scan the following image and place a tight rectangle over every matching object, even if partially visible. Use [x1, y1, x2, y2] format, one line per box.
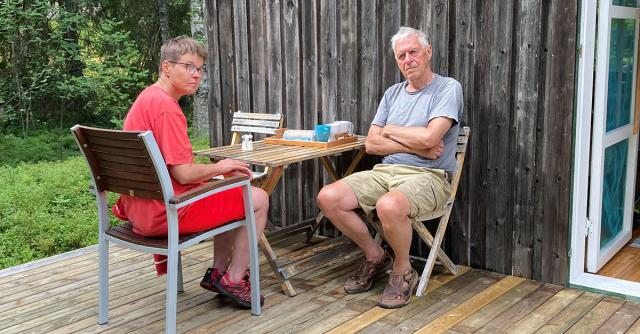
[0, 130, 79, 167]
[0, 157, 120, 269]
[0, 131, 211, 270]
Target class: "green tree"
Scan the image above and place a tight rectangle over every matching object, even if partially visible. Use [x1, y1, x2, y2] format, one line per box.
[0, 0, 192, 135]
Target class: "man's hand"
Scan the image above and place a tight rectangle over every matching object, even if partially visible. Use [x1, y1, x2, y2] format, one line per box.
[215, 159, 253, 178]
[412, 140, 444, 159]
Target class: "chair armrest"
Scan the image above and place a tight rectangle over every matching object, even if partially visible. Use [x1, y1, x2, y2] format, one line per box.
[169, 175, 249, 205]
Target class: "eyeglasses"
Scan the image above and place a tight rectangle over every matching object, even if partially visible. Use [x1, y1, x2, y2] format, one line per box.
[167, 61, 207, 75]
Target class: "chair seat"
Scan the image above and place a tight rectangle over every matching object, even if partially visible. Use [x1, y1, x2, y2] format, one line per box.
[106, 223, 201, 249]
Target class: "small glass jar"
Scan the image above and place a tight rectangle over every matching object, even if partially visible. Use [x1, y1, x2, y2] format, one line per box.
[241, 134, 254, 151]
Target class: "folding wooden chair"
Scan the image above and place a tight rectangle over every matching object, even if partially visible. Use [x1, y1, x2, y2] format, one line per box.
[370, 126, 470, 297]
[228, 111, 283, 185]
[71, 125, 262, 334]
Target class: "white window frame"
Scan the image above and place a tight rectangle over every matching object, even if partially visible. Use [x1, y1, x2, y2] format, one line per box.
[571, 0, 640, 297]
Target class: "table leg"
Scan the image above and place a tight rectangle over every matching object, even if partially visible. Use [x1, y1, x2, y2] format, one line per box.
[307, 148, 366, 241]
[256, 166, 299, 296]
[260, 166, 284, 195]
[259, 234, 297, 296]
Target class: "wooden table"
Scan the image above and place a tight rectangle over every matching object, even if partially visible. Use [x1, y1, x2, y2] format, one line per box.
[195, 136, 366, 296]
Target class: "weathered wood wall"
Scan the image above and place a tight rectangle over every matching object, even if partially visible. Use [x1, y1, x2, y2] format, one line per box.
[204, 0, 577, 285]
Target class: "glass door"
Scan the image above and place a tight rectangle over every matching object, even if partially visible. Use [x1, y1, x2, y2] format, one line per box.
[587, 0, 640, 273]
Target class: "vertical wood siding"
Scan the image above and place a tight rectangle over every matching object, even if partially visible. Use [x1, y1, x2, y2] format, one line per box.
[205, 0, 577, 284]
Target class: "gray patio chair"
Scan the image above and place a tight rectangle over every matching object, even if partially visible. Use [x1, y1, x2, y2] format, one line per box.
[71, 125, 261, 334]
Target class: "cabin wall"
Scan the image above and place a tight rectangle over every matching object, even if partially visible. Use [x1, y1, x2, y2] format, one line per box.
[205, 0, 578, 284]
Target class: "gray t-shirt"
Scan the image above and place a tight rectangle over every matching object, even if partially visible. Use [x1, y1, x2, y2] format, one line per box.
[371, 74, 464, 173]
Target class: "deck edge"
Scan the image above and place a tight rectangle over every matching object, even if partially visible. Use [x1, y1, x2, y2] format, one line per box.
[0, 244, 98, 278]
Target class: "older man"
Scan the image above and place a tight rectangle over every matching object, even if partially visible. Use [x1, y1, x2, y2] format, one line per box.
[317, 26, 463, 308]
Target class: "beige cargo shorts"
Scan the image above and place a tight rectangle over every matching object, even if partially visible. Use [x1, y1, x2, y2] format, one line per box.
[342, 164, 451, 220]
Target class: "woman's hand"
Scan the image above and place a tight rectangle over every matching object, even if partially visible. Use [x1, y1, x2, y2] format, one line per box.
[215, 159, 253, 178]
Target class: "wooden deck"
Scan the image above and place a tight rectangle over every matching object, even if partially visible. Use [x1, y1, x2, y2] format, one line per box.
[2, 232, 640, 334]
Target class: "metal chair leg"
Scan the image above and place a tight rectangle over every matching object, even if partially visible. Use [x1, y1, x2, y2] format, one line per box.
[98, 238, 109, 325]
[177, 253, 184, 293]
[165, 251, 179, 334]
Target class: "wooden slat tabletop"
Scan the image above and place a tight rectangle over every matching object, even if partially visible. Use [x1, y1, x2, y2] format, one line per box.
[194, 135, 366, 167]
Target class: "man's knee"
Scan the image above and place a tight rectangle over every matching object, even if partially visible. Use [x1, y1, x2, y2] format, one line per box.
[317, 181, 356, 212]
[317, 183, 340, 210]
[376, 192, 410, 220]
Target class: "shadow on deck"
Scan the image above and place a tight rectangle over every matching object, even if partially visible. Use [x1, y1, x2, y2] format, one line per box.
[1, 231, 640, 333]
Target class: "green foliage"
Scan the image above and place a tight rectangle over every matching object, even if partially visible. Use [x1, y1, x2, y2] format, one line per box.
[81, 20, 150, 126]
[0, 0, 199, 269]
[0, 0, 191, 135]
[0, 129, 78, 166]
[0, 129, 208, 268]
[0, 156, 119, 269]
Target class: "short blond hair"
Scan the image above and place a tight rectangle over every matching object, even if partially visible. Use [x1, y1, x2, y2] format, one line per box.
[159, 36, 208, 72]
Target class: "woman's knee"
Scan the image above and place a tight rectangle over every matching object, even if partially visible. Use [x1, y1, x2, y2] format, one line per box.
[251, 186, 269, 212]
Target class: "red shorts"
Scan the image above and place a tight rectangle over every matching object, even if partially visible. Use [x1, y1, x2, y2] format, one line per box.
[111, 186, 247, 237]
[177, 186, 246, 235]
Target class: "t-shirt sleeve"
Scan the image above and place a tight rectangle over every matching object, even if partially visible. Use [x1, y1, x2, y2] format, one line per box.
[152, 110, 194, 166]
[371, 92, 390, 127]
[428, 80, 463, 125]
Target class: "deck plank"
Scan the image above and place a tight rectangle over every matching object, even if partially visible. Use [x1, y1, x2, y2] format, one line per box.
[71, 243, 308, 333]
[534, 291, 604, 334]
[414, 275, 526, 333]
[597, 246, 640, 279]
[593, 300, 640, 334]
[0, 244, 219, 330]
[475, 283, 563, 333]
[450, 279, 542, 333]
[565, 296, 625, 333]
[183, 261, 362, 334]
[323, 266, 472, 334]
[506, 288, 583, 333]
[357, 269, 490, 334]
[366, 271, 506, 333]
[0, 228, 638, 334]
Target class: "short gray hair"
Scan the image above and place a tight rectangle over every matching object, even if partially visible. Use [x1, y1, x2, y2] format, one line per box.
[390, 26, 430, 52]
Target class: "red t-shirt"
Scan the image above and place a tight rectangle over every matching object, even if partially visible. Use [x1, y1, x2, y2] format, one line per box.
[113, 86, 203, 236]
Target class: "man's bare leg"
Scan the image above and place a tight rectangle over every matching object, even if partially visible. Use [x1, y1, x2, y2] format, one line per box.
[375, 190, 413, 273]
[317, 180, 384, 262]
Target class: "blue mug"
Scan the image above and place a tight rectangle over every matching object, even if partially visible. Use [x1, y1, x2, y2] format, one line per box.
[314, 124, 331, 142]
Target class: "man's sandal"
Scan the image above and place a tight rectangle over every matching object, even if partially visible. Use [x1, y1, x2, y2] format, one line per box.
[377, 268, 418, 309]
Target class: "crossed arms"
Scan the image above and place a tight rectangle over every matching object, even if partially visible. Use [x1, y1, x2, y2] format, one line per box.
[365, 117, 453, 159]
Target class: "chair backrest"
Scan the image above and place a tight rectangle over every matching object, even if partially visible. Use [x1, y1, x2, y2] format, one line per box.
[70, 125, 174, 201]
[449, 126, 470, 199]
[230, 111, 283, 144]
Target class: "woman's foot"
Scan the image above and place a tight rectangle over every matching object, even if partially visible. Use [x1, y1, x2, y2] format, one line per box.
[214, 271, 264, 309]
[199, 267, 224, 293]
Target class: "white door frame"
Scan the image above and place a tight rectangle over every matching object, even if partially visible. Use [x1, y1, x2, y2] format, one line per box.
[571, 0, 640, 297]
